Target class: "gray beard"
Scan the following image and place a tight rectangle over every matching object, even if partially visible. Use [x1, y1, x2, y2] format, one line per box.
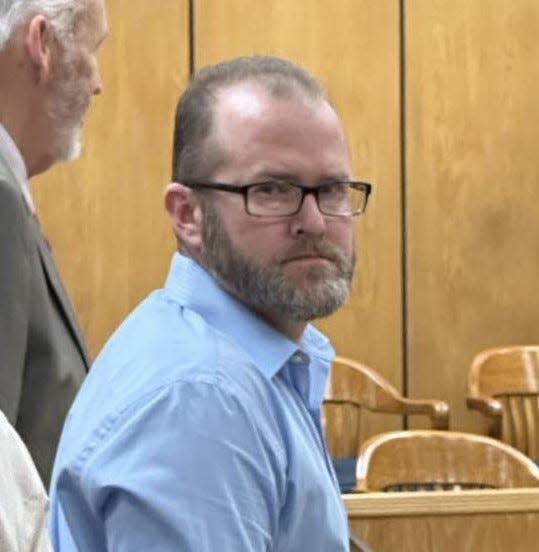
[200, 202, 355, 322]
[47, 50, 86, 163]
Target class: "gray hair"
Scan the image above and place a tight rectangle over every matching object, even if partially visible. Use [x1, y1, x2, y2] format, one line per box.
[171, 55, 326, 182]
[0, 0, 82, 49]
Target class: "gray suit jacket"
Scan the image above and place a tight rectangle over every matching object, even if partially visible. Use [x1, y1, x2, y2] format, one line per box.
[0, 150, 89, 485]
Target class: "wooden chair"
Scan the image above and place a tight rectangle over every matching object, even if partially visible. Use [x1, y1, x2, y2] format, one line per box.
[349, 532, 374, 552]
[323, 356, 449, 491]
[467, 345, 539, 461]
[356, 429, 539, 492]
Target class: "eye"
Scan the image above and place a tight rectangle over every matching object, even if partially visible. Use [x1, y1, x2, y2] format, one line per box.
[319, 182, 348, 197]
[252, 181, 293, 196]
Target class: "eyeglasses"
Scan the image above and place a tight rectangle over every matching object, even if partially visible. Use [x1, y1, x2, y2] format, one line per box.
[182, 179, 372, 217]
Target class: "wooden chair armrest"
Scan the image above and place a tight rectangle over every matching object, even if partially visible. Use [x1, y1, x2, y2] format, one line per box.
[466, 396, 503, 418]
[326, 356, 450, 428]
[400, 399, 450, 430]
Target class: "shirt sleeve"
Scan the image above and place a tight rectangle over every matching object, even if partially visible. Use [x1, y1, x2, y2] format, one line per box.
[58, 379, 286, 551]
[0, 412, 52, 552]
[0, 178, 30, 422]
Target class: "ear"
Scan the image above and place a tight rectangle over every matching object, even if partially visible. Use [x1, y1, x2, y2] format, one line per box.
[25, 15, 53, 83]
[164, 182, 204, 252]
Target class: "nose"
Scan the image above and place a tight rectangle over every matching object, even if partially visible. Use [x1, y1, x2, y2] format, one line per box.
[290, 193, 327, 237]
[92, 66, 103, 95]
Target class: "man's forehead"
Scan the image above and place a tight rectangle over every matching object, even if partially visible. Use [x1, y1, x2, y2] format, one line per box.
[209, 82, 350, 180]
[216, 84, 268, 119]
[214, 82, 327, 125]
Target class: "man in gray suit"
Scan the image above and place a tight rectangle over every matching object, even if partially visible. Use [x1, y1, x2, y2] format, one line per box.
[0, 0, 108, 484]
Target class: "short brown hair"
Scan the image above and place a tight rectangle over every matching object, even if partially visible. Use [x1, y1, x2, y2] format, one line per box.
[171, 55, 325, 182]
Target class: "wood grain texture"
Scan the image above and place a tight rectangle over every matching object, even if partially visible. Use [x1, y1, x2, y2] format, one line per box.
[344, 487, 539, 516]
[355, 430, 539, 492]
[195, 0, 403, 440]
[468, 346, 539, 458]
[324, 359, 448, 461]
[346, 489, 539, 552]
[32, 1, 190, 357]
[405, 1, 539, 432]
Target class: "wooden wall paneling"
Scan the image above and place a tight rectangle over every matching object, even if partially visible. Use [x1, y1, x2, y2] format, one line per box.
[406, 1, 539, 432]
[33, 1, 190, 357]
[195, 1, 403, 440]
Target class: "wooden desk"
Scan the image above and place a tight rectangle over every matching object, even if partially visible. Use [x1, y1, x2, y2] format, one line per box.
[344, 488, 539, 551]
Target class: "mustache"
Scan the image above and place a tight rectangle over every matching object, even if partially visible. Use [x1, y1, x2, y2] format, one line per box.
[279, 239, 349, 265]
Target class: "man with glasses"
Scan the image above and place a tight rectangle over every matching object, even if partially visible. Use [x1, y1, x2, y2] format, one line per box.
[50, 55, 372, 551]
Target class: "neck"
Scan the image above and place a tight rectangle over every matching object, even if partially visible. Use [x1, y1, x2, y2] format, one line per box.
[256, 310, 307, 343]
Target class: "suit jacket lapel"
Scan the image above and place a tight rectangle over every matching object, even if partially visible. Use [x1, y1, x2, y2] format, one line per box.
[1, 147, 90, 370]
[31, 216, 90, 370]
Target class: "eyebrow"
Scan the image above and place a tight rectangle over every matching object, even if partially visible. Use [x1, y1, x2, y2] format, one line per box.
[254, 172, 297, 181]
[253, 172, 352, 184]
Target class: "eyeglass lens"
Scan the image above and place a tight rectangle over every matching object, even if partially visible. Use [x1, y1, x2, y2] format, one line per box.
[247, 182, 365, 216]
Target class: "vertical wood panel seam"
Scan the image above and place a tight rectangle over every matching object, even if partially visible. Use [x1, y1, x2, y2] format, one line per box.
[189, 0, 195, 76]
[399, 0, 409, 430]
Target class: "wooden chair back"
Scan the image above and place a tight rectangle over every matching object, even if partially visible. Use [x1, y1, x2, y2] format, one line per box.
[467, 345, 539, 460]
[356, 430, 539, 492]
[323, 356, 449, 491]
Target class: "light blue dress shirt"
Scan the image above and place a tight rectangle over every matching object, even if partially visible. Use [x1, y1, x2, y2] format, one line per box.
[49, 253, 349, 551]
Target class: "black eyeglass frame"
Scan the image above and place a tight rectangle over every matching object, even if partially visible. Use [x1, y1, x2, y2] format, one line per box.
[181, 179, 372, 217]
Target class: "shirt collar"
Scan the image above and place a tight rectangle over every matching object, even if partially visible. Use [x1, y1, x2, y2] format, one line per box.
[164, 253, 334, 381]
[0, 124, 34, 213]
